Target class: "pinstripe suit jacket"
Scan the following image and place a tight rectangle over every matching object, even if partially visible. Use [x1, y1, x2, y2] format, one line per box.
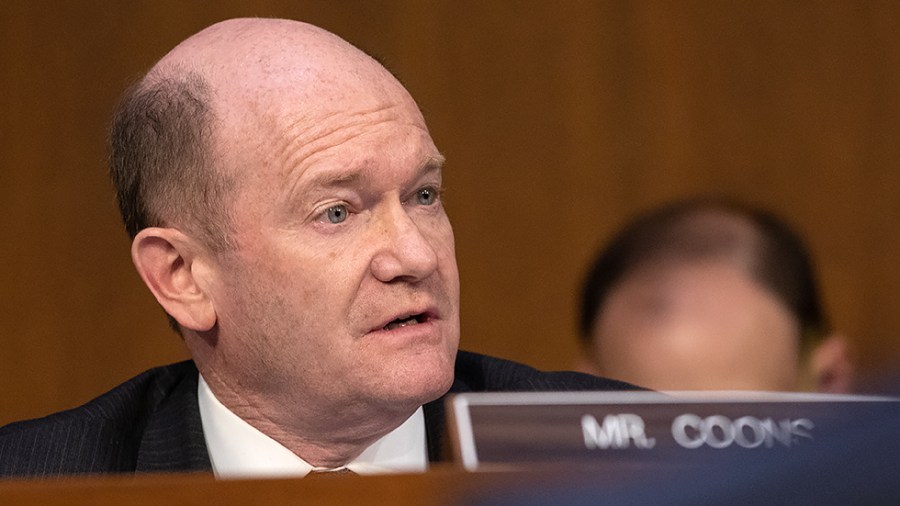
[0, 350, 638, 477]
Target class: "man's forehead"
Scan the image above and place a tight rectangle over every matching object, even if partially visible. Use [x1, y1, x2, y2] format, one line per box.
[155, 19, 347, 74]
[151, 18, 430, 173]
[148, 18, 392, 111]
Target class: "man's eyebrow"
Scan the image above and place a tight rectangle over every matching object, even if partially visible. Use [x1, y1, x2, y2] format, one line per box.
[302, 170, 364, 191]
[322, 172, 364, 187]
[299, 154, 446, 194]
[419, 154, 446, 176]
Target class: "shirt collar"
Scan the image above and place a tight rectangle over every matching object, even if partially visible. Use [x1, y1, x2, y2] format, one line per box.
[197, 374, 428, 479]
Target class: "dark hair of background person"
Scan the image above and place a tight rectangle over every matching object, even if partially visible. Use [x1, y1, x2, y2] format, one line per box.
[578, 197, 829, 353]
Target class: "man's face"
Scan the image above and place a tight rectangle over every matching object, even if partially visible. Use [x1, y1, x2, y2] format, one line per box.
[590, 261, 801, 391]
[205, 73, 460, 421]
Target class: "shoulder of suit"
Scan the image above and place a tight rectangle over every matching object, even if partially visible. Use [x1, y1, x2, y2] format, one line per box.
[0, 360, 199, 434]
[453, 350, 641, 392]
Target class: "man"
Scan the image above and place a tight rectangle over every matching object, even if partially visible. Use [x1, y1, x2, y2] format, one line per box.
[575, 198, 853, 392]
[0, 18, 636, 478]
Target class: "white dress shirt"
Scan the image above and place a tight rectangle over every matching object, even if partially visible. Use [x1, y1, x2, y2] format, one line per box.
[197, 375, 428, 479]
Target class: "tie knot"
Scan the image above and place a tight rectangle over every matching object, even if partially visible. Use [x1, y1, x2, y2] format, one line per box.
[305, 468, 357, 478]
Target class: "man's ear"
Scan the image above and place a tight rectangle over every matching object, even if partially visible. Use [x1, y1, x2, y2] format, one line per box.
[808, 333, 856, 393]
[131, 227, 217, 332]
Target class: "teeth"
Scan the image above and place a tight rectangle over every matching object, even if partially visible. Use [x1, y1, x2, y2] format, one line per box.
[385, 315, 420, 331]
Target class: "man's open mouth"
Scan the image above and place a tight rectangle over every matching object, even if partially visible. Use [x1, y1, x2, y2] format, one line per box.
[383, 313, 428, 331]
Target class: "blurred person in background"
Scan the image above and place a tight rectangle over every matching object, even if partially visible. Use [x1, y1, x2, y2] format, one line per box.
[575, 197, 854, 392]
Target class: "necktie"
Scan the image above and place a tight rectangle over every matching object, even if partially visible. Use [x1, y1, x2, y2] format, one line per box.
[305, 468, 357, 478]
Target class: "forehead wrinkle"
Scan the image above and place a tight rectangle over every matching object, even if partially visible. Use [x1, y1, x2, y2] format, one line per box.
[272, 103, 406, 181]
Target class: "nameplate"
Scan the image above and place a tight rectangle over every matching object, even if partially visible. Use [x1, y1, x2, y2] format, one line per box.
[447, 391, 899, 471]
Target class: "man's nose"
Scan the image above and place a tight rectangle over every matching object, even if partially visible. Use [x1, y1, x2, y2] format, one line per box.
[369, 202, 439, 283]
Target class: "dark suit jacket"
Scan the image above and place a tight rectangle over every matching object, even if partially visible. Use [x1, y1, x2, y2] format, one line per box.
[0, 350, 638, 478]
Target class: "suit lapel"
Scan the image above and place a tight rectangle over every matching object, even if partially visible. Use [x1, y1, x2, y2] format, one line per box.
[135, 364, 212, 473]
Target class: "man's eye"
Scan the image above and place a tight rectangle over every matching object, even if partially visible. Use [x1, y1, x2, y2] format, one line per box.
[325, 204, 349, 224]
[416, 187, 439, 206]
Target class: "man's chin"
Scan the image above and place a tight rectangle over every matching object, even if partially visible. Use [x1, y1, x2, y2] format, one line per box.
[358, 345, 457, 408]
[375, 365, 455, 410]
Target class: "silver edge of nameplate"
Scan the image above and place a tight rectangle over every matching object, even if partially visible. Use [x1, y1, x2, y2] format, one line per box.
[451, 395, 480, 471]
[453, 391, 898, 407]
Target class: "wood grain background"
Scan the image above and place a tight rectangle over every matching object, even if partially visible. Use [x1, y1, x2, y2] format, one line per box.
[2, 0, 899, 424]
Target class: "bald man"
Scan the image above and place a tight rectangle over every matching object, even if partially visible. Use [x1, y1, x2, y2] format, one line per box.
[0, 18, 636, 478]
[576, 198, 853, 392]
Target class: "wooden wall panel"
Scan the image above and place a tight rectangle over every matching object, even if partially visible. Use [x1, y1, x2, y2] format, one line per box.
[2, 0, 899, 424]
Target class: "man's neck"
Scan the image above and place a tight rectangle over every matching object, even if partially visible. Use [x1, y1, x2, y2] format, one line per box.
[201, 370, 416, 467]
[241, 413, 402, 468]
